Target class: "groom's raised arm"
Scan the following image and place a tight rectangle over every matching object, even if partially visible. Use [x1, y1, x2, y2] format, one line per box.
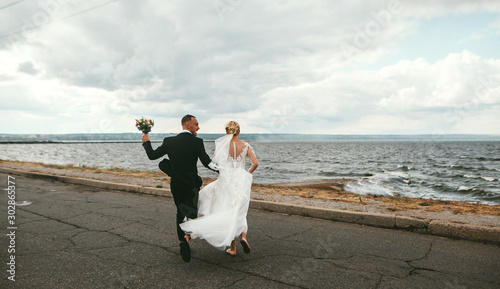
[142, 134, 167, 160]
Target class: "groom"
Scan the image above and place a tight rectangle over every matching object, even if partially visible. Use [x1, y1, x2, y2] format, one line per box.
[142, 114, 215, 262]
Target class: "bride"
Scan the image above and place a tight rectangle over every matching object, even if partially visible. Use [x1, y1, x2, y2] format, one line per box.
[180, 121, 259, 255]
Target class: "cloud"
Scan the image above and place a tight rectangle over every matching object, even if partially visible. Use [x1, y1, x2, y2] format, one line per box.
[3, 1, 409, 91]
[0, 1, 499, 134]
[458, 32, 485, 44]
[396, 0, 500, 18]
[17, 61, 39, 75]
[378, 51, 500, 110]
[247, 50, 500, 134]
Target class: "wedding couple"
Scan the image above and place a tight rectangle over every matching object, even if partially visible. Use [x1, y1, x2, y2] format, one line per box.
[142, 114, 259, 262]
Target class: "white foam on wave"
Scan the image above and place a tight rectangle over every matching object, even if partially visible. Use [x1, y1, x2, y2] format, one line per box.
[463, 174, 497, 181]
[458, 186, 474, 191]
[345, 181, 395, 197]
[383, 171, 410, 183]
[397, 165, 415, 170]
[345, 171, 410, 197]
[463, 174, 478, 179]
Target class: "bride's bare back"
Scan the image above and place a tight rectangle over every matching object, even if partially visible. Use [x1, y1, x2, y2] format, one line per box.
[229, 139, 246, 159]
[228, 136, 259, 173]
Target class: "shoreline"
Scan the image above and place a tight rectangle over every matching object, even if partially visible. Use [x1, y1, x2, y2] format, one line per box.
[1, 159, 498, 217]
[1, 160, 499, 243]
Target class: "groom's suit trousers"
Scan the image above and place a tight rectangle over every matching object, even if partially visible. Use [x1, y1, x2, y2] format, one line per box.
[170, 179, 200, 241]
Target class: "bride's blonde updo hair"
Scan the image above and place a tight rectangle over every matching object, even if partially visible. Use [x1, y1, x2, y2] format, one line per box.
[225, 121, 240, 135]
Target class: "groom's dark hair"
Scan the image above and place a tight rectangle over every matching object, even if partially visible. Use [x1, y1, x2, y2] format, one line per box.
[181, 114, 195, 126]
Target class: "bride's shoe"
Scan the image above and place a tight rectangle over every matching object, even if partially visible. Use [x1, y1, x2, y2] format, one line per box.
[240, 238, 251, 254]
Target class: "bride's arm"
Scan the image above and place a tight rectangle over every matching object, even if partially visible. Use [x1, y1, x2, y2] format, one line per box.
[247, 146, 259, 174]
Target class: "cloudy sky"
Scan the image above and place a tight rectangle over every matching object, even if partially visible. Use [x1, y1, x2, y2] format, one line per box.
[1, 0, 499, 135]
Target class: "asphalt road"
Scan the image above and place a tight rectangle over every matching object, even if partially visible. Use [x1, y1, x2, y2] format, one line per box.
[1, 173, 499, 288]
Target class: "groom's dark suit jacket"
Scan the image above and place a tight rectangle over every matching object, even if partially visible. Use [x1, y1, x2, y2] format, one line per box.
[142, 132, 212, 188]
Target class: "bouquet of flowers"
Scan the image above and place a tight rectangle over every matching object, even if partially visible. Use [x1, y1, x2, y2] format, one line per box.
[135, 117, 154, 134]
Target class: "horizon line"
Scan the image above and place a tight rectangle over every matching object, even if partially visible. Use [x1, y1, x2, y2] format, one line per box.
[1, 132, 499, 136]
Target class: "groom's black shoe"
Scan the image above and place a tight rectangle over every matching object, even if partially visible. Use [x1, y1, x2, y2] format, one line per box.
[180, 241, 191, 262]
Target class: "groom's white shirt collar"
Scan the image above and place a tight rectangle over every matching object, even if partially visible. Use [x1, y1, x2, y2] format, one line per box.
[181, 130, 192, 134]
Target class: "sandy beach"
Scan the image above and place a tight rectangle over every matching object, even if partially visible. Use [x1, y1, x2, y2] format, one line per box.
[1, 160, 498, 231]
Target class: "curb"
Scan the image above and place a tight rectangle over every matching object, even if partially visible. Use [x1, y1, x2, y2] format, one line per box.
[251, 200, 500, 244]
[0, 167, 172, 198]
[2, 167, 499, 244]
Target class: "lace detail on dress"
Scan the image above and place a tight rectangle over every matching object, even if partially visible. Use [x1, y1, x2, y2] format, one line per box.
[230, 143, 249, 161]
[229, 142, 250, 169]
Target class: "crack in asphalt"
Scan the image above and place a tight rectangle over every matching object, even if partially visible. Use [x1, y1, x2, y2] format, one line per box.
[17, 205, 478, 289]
[17, 207, 160, 249]
[193, 256, 310, 289]
[8, 175, 498, 288]
[406, 240, 435, 276]
[218, 276, 248, 288]
[374, 275, 384, 289]
[16, 206, 306, 287]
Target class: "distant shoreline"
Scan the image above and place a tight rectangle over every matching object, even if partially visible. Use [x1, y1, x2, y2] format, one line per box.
[0, 133, 500, 143]
[0, 140, 143, 144]
[1, 136, 500, 144]
[0, 141, 64, 144]
[0, 140, 213, 144]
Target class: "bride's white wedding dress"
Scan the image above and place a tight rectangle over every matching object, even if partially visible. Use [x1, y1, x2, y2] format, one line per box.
[179, 134, 254, 249]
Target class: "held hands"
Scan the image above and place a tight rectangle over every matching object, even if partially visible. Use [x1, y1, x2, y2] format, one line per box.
[208, 162, 219, 171]
[142, 133, 150, 143]
[208, 162, 220, 174]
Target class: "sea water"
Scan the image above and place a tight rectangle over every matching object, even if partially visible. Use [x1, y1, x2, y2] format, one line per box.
[1, 140, 498, 205]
